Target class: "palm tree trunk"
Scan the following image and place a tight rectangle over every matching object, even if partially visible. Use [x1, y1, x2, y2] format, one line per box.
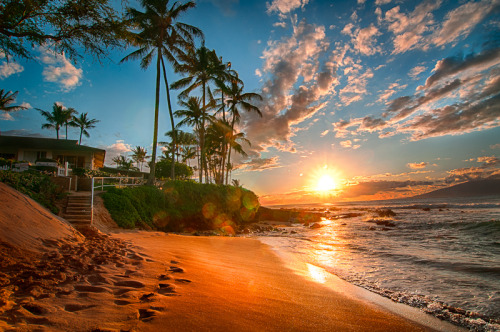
[160, 57, 176, 180]
[226, 112, 236, 184]
[65, 123, 68, 140]
[200, 81, 206, 183]
[147, 52, 162, 186]
[79, 129, 83, 145]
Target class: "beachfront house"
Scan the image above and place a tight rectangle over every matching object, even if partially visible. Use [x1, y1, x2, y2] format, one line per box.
[0, 135, 106, 171]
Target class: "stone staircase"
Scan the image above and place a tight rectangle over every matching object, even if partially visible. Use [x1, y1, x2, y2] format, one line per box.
[64, 194, 92, 227]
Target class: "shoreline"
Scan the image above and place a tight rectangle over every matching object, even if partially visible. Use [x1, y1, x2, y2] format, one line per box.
[112, 231, 449, 331]
[258, 236, 464, 332]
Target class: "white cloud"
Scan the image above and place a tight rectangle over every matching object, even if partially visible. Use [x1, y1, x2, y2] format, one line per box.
[375, 0, 392, 5]
[339, 68, 374, 106]
[39, 48, 82, 91]
[384, 1, 442, 54]
[353, 25, 382, 56]
[243, 20, 337, 156]
[431, 0, 497, 47]
[102, 140, 132, 166]
[0, 61, 24, 79]
[0, 112, 14, 121]
[407, 161, 428, 169]
[409, 65, 427, 79]
[267, 0, 309, 16]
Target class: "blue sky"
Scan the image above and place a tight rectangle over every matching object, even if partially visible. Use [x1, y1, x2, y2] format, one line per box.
[1, 0, 499, 204]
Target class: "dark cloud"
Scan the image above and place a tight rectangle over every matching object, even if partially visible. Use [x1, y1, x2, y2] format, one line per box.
[340, 180, 433, 198]
[1, 129, 45, 137]
[235, 156, 282, 172]
[424, 47, 500, 89]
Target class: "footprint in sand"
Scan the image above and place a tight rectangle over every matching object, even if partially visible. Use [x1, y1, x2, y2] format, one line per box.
[22, 303, 46, 315]
[169, 266, 184, 273]
[114, 300, 133, 306]
[74, 285, 111, 293]
[113, 280, 145, 288]
[138, 308, 157, 322]
[114, 288, 134, 296]
[64, 304, 97, 312]
[157, 283, 177, 296]
[158, 274, 170, 280]
[139, 293, 156, 302]
[175, 278, 192, 284]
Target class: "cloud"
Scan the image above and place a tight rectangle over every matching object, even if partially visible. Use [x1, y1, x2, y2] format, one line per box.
[407, 161, 428, 169]
[243, 20, 337, 156]
[377, 82, 407, 103]
[267, 0, 309, 17]
[375, 0, 392, 5]
[0, 129, 45, 137]
[430, 0, 499, 47]
[0, 61, 24, 79]
[339, 68, 373, 106]
[340, 180, 433, 198]
[445, 159, 500, 183]
[39, 48, 83, 91]
[491, 143, 500, 149]
[102, 140, 132, 166]
[340, 140, 360, 149]
[235, 156, 282, 172]
[422, 48, 500, 89]
[409, 65, 426, 79]
[384, 0, 442, 54]
[0, 112, 14, 121]
[352, 25, 382, 56]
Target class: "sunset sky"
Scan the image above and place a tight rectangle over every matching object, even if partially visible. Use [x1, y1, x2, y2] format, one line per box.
[1, 0, 499, 204]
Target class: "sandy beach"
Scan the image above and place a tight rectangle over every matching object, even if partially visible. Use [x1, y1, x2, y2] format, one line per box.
[0, 182, 463, 331]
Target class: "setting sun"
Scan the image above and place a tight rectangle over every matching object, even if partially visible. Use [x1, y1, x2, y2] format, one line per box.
[316, 174, 337, 192]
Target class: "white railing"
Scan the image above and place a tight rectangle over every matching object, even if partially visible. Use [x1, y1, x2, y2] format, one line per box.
[90, 176, 146, 226]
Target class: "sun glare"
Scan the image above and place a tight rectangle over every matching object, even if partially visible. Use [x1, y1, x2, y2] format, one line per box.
[316, 174, 337, 192]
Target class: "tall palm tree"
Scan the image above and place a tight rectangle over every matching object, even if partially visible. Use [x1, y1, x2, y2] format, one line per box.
[224, 80, 262, 183]
[130, 146, 149, 171]
[70, 112, 100, 145]
[0, 89, 27, 112]
[62, 107, 78, 140]
[171, 45, 228, 183]
[121, 0, 203, 186]
[37, 103, 67, 139]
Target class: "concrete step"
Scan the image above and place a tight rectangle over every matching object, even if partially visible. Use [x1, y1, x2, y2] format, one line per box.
[67, 203, 91, 207]
[64, 214, 90, 220]
[66, 207, 91, 212]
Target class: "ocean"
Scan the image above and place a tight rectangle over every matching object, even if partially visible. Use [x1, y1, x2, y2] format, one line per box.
[257, 196, 500, 331]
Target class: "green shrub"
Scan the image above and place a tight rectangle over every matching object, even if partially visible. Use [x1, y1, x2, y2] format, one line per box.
[161, 180, 260, 232]
[100, 181, 260, 233]
[0, 170, 63, 213]
[101, 192, 139, 228]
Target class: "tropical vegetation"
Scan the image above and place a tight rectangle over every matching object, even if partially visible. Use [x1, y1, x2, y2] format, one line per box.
[0, 0, 126, 61]
[0, 170, 64, 214]
[121, 0, 203, 185]
[0, 89, 27, 113]
[101, 180, 260, 232]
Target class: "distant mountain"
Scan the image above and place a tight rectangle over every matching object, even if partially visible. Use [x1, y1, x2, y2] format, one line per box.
[413, 179, 500, 199]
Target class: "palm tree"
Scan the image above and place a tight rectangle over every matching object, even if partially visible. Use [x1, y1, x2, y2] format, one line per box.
[224, 80, 262, 183]
[70, 112, 100, 145]
[171, 46, 228, 183]
[37, 103, 67, 139]
[121, 0, 203, 186]
[0, 89, 27, 134]
[0, 89, 27, 113]
[130, 146, 149, 171]
[112, 155, 122, 167]
[62, 107, 78, 140]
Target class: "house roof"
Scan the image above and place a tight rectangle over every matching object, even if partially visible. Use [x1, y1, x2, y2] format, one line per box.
[0, 136, 106, 154]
